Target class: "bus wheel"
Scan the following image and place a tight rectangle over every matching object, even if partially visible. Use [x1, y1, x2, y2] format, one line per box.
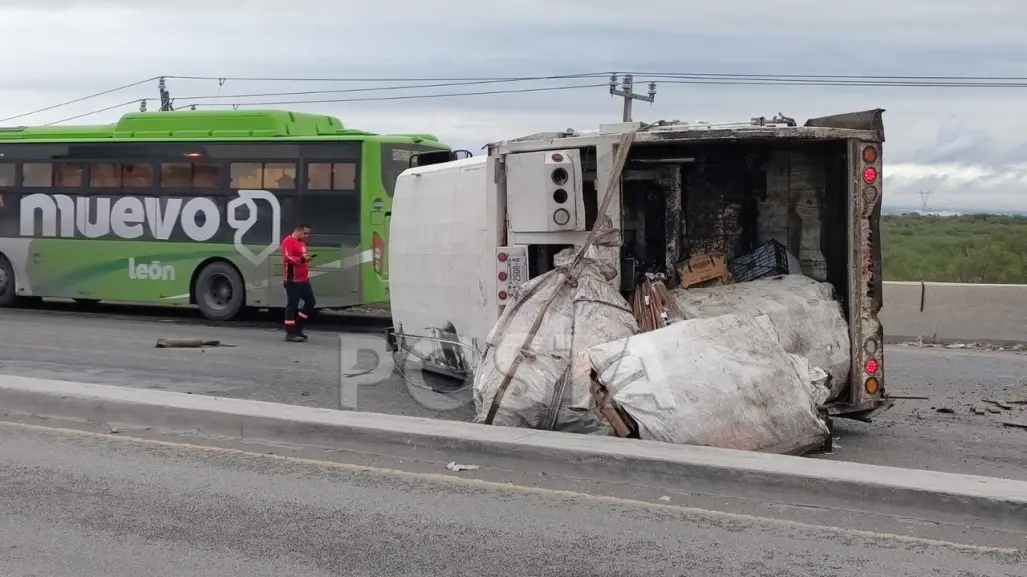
[0, 255, 15, 308]
[194, 261, 245, 321]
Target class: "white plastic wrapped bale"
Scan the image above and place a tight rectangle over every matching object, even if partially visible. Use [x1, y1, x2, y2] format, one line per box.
[473, 248, 637, 432]
[588, 314, 831, 454]
[672, 274, 851, 400]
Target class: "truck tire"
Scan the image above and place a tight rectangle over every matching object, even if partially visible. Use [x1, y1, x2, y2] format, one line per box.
[194, 261, 245, 321]
[0, 255, 15, 308]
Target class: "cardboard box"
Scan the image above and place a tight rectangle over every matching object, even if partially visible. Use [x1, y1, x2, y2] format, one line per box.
[679, 253, 730, 289]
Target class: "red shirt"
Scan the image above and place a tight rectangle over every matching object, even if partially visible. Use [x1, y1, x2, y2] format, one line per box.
[281, 235, 310, 283]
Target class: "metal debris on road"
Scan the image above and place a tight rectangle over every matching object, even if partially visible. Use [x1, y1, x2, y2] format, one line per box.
[446, 462, 480, 472]
[155, 337, 234, 348]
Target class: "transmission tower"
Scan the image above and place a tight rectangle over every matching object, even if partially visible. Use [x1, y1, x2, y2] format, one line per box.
[919, 190, 932, 213]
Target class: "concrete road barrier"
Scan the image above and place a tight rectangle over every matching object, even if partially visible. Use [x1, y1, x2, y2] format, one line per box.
[882, 281, 1027, 344]
[2, 375, 1025, 533]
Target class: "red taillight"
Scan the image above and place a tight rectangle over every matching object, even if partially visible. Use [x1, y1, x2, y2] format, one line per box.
[372, 233, 384, 275]
[551, 153, 564, 162]
[862, 167, 878, 183]
[498, 271, 508, 281]
[498, 291, 508, 300]
[865, 358, 879, 374]
[498, 252, 508, 262]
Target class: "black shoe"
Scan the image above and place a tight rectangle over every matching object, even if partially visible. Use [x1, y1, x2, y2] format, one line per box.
[299, 333, 309, 341]
[285, 334, 305, 343]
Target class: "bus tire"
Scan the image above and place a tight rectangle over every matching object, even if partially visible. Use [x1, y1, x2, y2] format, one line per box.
[0, 254, 15, 308]
[194, 261, 245, 322]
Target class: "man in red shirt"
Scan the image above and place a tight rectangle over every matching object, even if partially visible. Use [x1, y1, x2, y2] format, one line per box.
[281, 223, 317, 342]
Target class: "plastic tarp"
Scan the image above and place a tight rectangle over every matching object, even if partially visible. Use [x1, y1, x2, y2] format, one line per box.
[672, 274, 851, 400]
[473, 247, 638, 433]
[588, 313, 831, 454]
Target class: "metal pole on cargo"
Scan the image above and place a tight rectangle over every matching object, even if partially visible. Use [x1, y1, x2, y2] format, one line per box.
[609, 74, 657, 122]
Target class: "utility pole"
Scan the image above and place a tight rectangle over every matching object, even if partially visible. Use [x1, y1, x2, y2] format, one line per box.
[919, 190, 932, 213]
[609, 74, 656, 122]
[158, 77, 174, 112]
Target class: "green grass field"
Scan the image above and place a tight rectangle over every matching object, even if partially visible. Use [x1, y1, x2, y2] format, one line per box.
[882, 213, 1027, 283]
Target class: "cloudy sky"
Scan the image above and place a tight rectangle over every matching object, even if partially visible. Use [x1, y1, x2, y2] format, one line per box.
[2, 0, 1026, 213]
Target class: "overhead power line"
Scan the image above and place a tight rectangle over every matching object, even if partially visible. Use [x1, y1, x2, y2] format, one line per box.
[164, 72, 613, 83]
[0, 77, 156, 123]
[164, 71, 1027, 83]
[184, 83, 610, 108]
[172, 76, 610, 102]
[43, 98, 146, 125]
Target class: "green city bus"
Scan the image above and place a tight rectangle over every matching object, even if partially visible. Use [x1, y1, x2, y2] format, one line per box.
[0, 109, 449, 320]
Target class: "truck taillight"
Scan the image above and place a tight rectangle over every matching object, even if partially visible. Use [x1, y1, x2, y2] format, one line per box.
[862, 145, 878, 163]
[865, 358, 879, 374]
[372, 232, 384, 275]
[862, 166, 878, 183]
[498, 252, 508, 262]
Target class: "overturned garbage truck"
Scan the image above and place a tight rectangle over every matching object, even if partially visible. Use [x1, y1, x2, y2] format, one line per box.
[386, 110, 892, 450]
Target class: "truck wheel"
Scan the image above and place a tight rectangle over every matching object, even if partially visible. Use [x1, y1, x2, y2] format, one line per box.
[194, 261, 245, 321]
[0, 255, 15, 308]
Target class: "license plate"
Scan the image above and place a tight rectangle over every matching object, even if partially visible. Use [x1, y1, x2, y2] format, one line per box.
[507, 254, 528, 290]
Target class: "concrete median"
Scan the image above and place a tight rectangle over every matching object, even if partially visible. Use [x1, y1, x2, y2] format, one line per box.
[2, 374, 1026, 533]
[882, 281, 1027, 344]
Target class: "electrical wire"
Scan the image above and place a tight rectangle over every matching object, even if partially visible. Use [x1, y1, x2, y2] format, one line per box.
[653, 78, 1027, 87]
[0, 77, 157, 123]
[43, 98, 145, 126]
[165, 71, 1027, 83]
[165, 72, 613, 83]
[172, 76, 612, 102]
[183, 83, 610, 107]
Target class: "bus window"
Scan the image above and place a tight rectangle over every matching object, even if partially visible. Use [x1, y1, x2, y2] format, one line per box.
[307, 162, 355, 190]
[307, 163, 332, 190]
[381, 144, 437, 197]
[54, 163, 84, 188]
[264, 163, 296, 189]
[332, 163, 356, 190]
[230, 163, 263, 188]
[0, 163, 14, 187]
[193, 164, 221, 188]
[23, 163, 53, 187]
[162, 162, 222, 188]
[90, 163, 122, 188]
[161, 163, 192, 188]
[122, 163, 153, 187]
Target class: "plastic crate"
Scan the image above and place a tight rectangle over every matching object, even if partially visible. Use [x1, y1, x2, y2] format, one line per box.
[728, 240, 790, 283]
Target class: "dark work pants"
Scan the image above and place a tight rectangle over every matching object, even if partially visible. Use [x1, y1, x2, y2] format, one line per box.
[284, 281, 316, 334]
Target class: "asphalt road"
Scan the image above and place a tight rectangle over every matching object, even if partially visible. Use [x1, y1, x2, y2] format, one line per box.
[1, 422, 1023, 577]
[1, 307, 1026, 481]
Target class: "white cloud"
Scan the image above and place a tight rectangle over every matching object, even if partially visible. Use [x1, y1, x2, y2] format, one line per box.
[1, 0, 1027, 211]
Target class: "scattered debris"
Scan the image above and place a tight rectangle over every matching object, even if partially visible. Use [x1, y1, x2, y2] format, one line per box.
[155, 337, 233, 348]
[984, 399, 1014, 410]
[679, 252, 731, 289]
[658, 496, 672, 502]
[474, 242, 636, 434]
[672, 275, 851, 400]
[446, 462, 480, 472]
[109, 427, 120, 434]
[936, 407, 955, 414]
[1002, 422, 1027, 431]
[974, 404, 988, 416]
[588, 314, 830, 454]
[885, 395, 930, 400]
